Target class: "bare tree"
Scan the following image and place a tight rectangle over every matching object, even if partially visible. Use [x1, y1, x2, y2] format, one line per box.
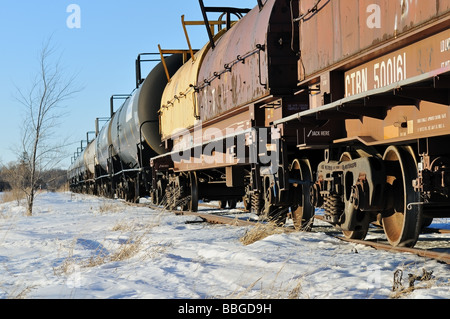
[15, 39, 80, 216]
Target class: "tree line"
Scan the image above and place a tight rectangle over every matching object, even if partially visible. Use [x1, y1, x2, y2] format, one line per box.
[0, 160, 68, 193]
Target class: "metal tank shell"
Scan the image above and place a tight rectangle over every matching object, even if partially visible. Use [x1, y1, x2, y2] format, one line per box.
[138, 54, 184, 154]
[96, 118, 114, 173]
[68, 150, 88, 183]
[297, 0, 450, 84]
[110, 54, 184, 168]
[197, 0, 299, 123]
[67, 161, 76, 181]
[159, 46, 210, 141]
[83, 140, 96, 176]
[110, 94, 140, 169]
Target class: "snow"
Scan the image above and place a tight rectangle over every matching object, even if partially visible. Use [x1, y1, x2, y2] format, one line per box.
[0, 192, 449, 300]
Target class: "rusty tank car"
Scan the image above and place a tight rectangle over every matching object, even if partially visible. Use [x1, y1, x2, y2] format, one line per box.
[274, 0, 450, 247]
[69, 0, 450, 248]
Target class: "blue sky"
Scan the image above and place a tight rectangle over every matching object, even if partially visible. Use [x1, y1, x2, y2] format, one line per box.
[0, 0, 257, 169]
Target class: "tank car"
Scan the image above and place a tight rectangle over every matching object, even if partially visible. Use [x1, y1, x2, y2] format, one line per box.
[94, 115, 115, 197]
[272, 0, 450, 247]
[151, 0, 303, 214]
[69, 54, 184, 201]
[151, 0, 450, 247]
[68, 138, 95, 194]
[69, 0, 450, 248]
[68, 151, 86, 193]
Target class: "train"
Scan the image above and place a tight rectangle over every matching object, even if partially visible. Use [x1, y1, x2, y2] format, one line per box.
[69, 0, 450, 248]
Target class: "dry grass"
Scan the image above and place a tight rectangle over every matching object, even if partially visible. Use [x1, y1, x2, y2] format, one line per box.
[84, 236, 144, 267]
[287, 278, 304, 299]
[239, 222, 285, 246]
[1, 188, 25, 205]
[218, 262, 307, 299]
[54, 213, 167, 278]
[97, 201, 124, 214]
[56, 236, 143, 275]
[235, 222, 310, 298]
[5, 285, 37, 299]
[390, 268, 439, 299]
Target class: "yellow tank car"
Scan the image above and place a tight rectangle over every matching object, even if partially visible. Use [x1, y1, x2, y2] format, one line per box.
[159, 45, 210, 142]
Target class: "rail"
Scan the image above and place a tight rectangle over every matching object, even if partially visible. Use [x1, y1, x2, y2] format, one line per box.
[336, 237, 450, 265]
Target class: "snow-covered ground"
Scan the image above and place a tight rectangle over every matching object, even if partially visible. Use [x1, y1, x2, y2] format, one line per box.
[0, 192, 449, 299]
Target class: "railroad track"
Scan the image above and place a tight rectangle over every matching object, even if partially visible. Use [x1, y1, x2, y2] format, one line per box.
[311, 215, 450, 264]
[336, 236, 450, 264]
[130, 200, 450, 265]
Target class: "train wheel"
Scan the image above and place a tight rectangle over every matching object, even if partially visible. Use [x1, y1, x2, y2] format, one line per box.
[219, 199, 237, 209]
[243, 185, 252, 211]
[262, 177, 276, 217]
[153, 180, 165, 205]
[251, 191, 264, 215]
[219, 200, 227, 209]
[188, 172, 198, 212]
[228, 199, 237, 209]
[261, 176, 287, 225]
[126, 180, 136, 203]
[339, 151, 370, 240]
[166, 182, 177, 211]
[382, 146, 422, 247]
[290, 159, 315, 231]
